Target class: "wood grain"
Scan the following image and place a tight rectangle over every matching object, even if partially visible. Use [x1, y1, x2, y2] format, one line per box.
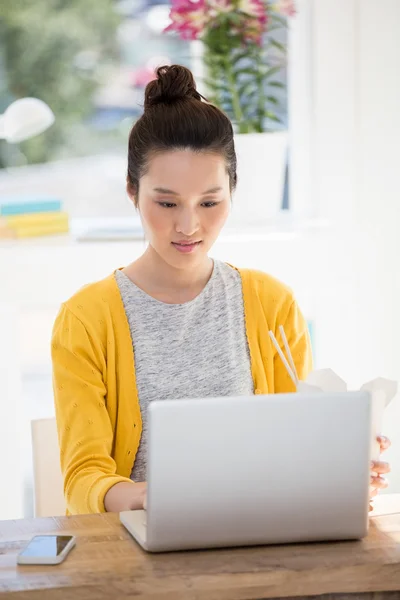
[0, 510, 400, 600]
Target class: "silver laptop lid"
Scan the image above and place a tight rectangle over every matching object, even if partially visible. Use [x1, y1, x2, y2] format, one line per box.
[145, 392, 372, 552]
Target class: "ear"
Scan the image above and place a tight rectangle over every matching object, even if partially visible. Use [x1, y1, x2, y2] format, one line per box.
[126, 180, 138, 207]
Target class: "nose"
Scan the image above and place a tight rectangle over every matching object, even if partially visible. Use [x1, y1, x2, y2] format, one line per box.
[175, 207, 200, 237]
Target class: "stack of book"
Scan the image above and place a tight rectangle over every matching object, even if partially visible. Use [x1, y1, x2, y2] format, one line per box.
[0, 197, 69, 239]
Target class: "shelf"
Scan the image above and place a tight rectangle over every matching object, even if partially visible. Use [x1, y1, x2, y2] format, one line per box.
[0, 213, 328, 248]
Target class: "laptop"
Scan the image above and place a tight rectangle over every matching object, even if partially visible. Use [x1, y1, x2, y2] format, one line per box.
[120, 391, 375, 552]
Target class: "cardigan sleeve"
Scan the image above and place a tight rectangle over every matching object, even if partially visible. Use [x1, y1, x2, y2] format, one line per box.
[51, 304, 133, 514]
[273, 296, 313, 393]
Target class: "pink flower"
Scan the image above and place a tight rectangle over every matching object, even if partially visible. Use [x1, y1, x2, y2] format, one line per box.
[165, 0, 209, 40]
[165, 0, 269, 44]
[130, 66, 157, 88]
[226, 0, 267, 45]
[273, 0, 296, 17]
[239, 0, 267, 23]
[207, 0, 233, 16]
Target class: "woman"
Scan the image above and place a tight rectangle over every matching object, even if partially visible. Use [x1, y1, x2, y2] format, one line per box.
[52, 65, 390, 515]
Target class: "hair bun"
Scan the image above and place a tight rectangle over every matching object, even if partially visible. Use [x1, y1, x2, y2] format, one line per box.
[144, 65, 203, 109]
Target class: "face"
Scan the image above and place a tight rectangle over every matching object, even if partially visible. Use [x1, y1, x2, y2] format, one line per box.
[130, 149, 231, 270]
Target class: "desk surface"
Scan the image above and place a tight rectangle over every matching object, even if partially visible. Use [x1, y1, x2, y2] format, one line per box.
[1, 496, 400, 600]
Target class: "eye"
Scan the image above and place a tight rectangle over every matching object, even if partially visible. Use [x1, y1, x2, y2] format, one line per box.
[201, 201, 218, 208]
[158, 202, 176, 208]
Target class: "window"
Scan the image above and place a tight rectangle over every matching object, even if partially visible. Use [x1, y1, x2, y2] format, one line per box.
[0, 0, 191, 169]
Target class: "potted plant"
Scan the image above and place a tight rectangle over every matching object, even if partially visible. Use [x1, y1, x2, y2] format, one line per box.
[164, 0, 296, 222]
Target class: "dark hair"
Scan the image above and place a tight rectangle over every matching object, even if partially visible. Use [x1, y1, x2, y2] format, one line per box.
[127, 65, 237, 206]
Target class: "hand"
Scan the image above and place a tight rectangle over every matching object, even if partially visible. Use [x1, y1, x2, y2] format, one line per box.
[133, 481, 147, 511]
[104, 481, 147, 512]
[369, 435, 391, 512]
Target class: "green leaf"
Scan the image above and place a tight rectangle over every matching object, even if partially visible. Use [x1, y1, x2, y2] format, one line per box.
[231, 50, 255, 65]
[270, 38, 286, 53]
[269, 81, 285, 88]
[267, 95, 280, 105]
[238, 81, 258, 99]
[269, 13, 287, 27]
[205, 82, 232, 96]
[234, 67, 258, 78]
[252, 121, 264, 134]
[266, 23, 284, 33]
[260, 66, 282, 79]
[265, 111, 283, 124]
[227, 12, 242, 26]
[238, 121, 258, 134]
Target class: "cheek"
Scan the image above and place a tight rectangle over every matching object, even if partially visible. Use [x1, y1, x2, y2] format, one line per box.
[205, 204, 230, 230]
[140, 204, 168, 234]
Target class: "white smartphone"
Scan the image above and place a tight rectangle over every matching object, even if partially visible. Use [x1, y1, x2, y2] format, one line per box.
[17, 535, 76, 565]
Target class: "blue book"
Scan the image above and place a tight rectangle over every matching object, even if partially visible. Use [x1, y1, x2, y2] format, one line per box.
[0, 197, 62, 216]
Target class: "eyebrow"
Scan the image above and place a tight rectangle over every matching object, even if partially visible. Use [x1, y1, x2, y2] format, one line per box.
[153, 186, 223, 196]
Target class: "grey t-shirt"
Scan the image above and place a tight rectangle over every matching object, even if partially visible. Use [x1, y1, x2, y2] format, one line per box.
[115, 260, 254, 482]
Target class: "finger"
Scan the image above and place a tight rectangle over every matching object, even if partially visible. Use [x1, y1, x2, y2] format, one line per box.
[371, 461, 391, 475]
[377, 435, 391, 451]
[369, 503, 374, 512]
[370, 487, 379, 498]
[370, 475, 389, 489]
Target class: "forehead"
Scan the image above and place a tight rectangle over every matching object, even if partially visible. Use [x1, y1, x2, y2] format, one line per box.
[144, 150, 228, 186]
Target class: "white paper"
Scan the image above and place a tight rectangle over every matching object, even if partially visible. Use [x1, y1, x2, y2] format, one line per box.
[296, 369, 397, 462]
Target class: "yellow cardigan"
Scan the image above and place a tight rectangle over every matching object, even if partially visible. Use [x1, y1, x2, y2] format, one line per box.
[51, 266, 313, 514]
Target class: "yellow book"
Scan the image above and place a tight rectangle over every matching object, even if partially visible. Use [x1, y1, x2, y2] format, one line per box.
[0, 220, 69, 239]
[1, 211, 69, 227]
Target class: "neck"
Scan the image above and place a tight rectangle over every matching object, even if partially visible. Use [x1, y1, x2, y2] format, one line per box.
[127, 244, 214, 295]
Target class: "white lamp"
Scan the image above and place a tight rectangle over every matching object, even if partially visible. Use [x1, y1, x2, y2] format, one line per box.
[0, 97, 55, 143]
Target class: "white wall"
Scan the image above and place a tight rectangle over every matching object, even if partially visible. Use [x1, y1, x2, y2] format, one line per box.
[288, 0, 314, 216]
[309, 0, 400, 488]
[0, 305, 24, 519]
[355, 0, 400, 490]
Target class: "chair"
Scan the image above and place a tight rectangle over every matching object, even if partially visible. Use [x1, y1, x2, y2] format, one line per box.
[31, 417, 65, 517]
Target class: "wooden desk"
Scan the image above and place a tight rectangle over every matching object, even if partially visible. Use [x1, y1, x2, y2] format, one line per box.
[1, 498, 400, 600]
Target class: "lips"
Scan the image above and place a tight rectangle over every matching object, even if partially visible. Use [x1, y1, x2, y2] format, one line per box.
[174, 240, 201, 245]
[171, 241, 202, 254]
